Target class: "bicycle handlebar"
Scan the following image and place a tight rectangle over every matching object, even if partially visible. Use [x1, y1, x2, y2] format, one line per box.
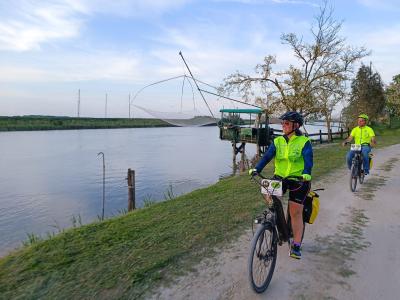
[251, 173, 304, 182]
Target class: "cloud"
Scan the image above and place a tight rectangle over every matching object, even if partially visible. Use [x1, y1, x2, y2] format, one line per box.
[0, 51, 142, 82]
[344, 23, 400, 82]
[0, 0, 191, 52]
[363, 25, 400, 82]
[148, 23, 298, 86]
[213, 0, 318, 6]
[0, 1, 84, 51]
[77, 0, 191, 17]
[364, 25, 400, 48]
[357, 0, 400, 11]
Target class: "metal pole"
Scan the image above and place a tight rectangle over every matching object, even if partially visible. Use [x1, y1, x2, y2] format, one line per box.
[129, 93, 131, 119]
[199, 89, 262, 108]
[105, 93, 108, 118]
[77, 89, 80, 118]
[97, 152, 105, 220]
[178, 51, 216, 121]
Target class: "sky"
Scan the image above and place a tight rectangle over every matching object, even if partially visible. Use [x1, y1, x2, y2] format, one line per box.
[0, 0, 399, 118]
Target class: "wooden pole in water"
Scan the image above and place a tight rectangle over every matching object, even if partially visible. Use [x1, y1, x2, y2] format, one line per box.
[127, 169, 135, 211]
[240, 143, 246, 172]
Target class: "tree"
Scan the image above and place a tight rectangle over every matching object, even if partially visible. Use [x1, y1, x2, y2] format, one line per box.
[386, 74, 400, 127]
[343, 64, 385, 127]
[220, 1, 369, 127]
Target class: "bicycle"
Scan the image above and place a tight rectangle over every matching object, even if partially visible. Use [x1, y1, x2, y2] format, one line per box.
[347, 143, 372, 192]
[248, 174, 314, 293]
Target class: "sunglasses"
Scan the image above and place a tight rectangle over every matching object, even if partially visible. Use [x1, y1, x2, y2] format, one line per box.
[281, 121, 292, 126]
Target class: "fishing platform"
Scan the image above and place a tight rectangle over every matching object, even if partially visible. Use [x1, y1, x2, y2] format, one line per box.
[218, 108, 274, 171]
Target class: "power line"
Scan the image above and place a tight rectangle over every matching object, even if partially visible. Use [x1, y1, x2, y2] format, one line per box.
[105, 93, 108, 118]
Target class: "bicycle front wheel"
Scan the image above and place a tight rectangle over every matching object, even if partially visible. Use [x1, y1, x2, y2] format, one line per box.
[350, 163, 358, 192]
[248, 223, 277, 293]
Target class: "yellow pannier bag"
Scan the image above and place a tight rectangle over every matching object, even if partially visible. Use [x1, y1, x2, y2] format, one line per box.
[303, 191, 320, 224]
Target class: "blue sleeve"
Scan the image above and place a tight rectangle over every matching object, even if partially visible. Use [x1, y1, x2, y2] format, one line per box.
[255, 142, 276, 172]
[302, 141, 313, 175]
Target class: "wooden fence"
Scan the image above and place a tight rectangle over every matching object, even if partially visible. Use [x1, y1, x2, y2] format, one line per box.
[308, 128, 350, 144]
[273, 128, 350, 144]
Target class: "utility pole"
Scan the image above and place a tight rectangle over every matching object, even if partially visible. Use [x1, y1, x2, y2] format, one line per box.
[77, 89, 80, 118]
[129, 93, 131, 119]
[105, 93, 108, 118]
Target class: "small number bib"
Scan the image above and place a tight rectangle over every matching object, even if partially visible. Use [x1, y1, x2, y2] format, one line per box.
[261, 179, 283, 196]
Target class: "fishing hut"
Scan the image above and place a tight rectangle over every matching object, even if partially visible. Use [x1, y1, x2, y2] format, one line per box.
[218, 108, 273, 172]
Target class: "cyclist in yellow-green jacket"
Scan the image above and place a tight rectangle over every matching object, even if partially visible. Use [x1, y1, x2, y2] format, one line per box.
[249, 111, 313, 260]
[342, 114, 376, 175]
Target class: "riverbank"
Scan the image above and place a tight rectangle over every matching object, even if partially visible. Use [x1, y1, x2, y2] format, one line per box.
[0, 127, 399, 299]
[0, 116, 172, 131]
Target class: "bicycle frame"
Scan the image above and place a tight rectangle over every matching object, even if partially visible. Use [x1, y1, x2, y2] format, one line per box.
[252, 176, 298, 245]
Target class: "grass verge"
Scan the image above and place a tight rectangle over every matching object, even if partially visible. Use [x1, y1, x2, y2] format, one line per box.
[0, 128, 399, 299]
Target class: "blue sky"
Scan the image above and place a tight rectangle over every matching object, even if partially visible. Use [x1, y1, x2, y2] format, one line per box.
[0, 0, 399, 118]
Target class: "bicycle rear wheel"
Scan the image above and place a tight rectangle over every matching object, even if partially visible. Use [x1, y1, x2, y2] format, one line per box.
[350, 163, 358, 192]
[248, 223, 277, 293]
[359, 171, 365, 184]
[359, 159, 365, 184]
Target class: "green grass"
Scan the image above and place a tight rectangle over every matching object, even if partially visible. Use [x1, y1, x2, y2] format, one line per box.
[0, 129, 399, 299]
[0, 116, 172, 131]
[371, 125, 400, 147]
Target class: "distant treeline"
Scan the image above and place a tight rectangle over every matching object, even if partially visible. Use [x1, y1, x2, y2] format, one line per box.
[0, 116, 174, 131]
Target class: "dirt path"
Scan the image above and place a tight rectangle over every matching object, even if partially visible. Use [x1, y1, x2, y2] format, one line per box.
[151, 144, 400, 300]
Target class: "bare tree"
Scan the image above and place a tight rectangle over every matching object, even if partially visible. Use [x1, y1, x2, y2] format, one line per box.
[221, 1, 369, 125]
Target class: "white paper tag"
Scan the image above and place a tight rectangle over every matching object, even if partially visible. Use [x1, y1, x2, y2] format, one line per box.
[260, 179, 283, 196]
[351, 144, 361, 151]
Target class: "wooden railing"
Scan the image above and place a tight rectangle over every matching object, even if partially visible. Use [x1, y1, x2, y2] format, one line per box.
[272, 128, 350, 144]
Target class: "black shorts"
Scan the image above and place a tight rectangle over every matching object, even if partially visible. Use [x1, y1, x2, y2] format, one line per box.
[274, 176, 311, 205]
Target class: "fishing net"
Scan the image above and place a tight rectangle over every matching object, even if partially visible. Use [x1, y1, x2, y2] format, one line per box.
[133, 105, 216, 127]
[131, 74, 222, 127]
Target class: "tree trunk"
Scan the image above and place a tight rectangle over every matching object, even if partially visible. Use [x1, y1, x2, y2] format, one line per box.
[325, 113, 332, 142]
